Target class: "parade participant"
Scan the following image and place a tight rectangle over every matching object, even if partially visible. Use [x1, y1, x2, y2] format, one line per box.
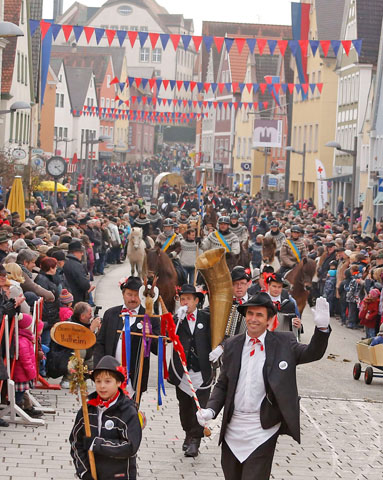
[188, 192, 200, 211]
[265, 273, 301, 332]
[179, 228, 199, 284]
[63, 240, 94, 305]
[93, 276, 160, 397]
[201, 217, 240, 255]
[232, 266, 251, 305]
[229, 214, 249, 243]
[265, 221, 286, 256]
[0, 231, 11, 263]
[133, 208, 152, 248]
[70, 356, 142, 480]
[197, 293, 331, 480]
[155, 219, 181, 256]
[317, 242, 337, 295]
[168, 284, 213, 458]
[248, 268, 262, 296]
[147, 204, 162, 234]
[279, 225, 307, 277]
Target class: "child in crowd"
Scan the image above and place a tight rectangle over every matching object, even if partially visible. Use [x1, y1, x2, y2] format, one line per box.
[70, 356, 142, 480]
[59, 289, 74, 322]
[359, 288, 381, 338]
[338, 269, 352, 325]
[323, 260, 338, 316]
[13, 313, 44, 418]
[346, 265, 363, 329]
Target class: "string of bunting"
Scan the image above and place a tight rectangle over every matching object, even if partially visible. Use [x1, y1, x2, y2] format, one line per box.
[75, 107, 207, 123]
[111, 75, 324, 95]
[30, 19, 363, 58]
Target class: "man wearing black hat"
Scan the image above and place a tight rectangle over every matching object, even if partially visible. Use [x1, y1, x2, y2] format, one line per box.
[133, 208, 152, 248]
[168, 284, 213, 458]
[197, 293, 331, 480]
[279, 226, 307, 276]
[147, 204, 162, 234]
[0, 231, 11, 263]
[94, 276, 160, 399]
[63, 241, 94, 305]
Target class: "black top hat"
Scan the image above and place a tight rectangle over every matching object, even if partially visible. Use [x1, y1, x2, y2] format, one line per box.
[68, 240, 83, 252]
[237, 292, 277, 316]
[231, 266, 250, 282]
[91, 356, 125, 383]
[265, 273, 284, 285]
[120, 276, 142, 291]
[179, 284, 204, 302]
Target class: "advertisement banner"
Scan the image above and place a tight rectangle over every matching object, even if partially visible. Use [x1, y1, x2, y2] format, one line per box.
[315, 159, 328, 210]
[253, 119, 283, 148]
[141, 174, 153, 201]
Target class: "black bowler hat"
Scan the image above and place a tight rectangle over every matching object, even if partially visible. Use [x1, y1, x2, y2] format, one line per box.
[91, 356, 125, 383]
[237, 292, 277, 316]
[179, 284, 204, 302]
[231, 266, 250, 282]
[120, 276, 142, 291]
[265, 273, 284, 285]
[68, 240, 83, 252]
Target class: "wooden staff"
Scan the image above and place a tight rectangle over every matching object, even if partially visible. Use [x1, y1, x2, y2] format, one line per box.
[194, 217, 201, 286]
[159, 297, 211, 437]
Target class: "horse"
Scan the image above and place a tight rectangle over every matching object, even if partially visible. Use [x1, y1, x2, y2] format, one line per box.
[285, 258, 317, 316]
[262, 236, 280, 272]
[204, 204, 218, 228]
[146, 246, 178, 313]
[127, 227, 147, 278]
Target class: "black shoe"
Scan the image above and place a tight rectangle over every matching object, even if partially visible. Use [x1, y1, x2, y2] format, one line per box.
[0, 418, 9, 427]
[23, 407, 44, 418]
[182, 435, 192, 451]
[184, 438, 200, 457]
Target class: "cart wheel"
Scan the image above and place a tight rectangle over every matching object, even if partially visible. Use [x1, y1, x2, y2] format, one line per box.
[364, 366, 373, 384]
[353, 363, 361, 380]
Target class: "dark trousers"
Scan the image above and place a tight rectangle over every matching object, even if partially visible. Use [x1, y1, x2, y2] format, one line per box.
[175, 386, 210, 438]
[221, 431, 279, 480]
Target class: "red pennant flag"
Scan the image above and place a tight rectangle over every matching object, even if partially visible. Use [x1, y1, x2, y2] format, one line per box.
[110, 77, 119, 85]
[124, 100, 129, 106]
[176, 80, 183, 91]
[253, 102, 258, 109]
[149, 32, 159, 48]
[203, 101, 208, 108]
[235, 38, 246, 54]
[342, 40, 352, 56]
[218, 83, 225, 94]
[302, 83, 309, 94]
[288, 83, 295, 94]
[299, 40, 309, 57]
[320, 40, 331, 57]
[131, 96, 137, 104]
[128, 31, 138, 47]
[259, 83, 267, 94]
[274, 84, 281, 93]
[183, 100, 188, 107]
[135, 78, 142, 88]
[263, 101, 268, 109]
[162, 98, 167, 105]
[106, 29, 116, 45]
[190, 81, 197, 92]
[223, 102, 228, 109]
[193, 101, 198, 108]
[62, 24, 73, 41]
[214, 36, 224, 52]
[213, 101, 218, 108]
[162, 79, 169, 90]
[192, 36, 202, 52]
[204, 83, 211, 92]
[142, 97, 147, 105]
[232, 82, 239, 93]
[170, 34, 181, 50]
[149, 78, 156, 89]
[83, 26, 94, 43]
[40, 20, 52, 40]
[72, 153, 78, 164]
[257, 38, 267, 55]
[172, 99, 177, 105]
[246, 83, 252, 93]
[233, 102, 238, 110]
[317, 83, 323, 93]
[278, 40, 288, 56]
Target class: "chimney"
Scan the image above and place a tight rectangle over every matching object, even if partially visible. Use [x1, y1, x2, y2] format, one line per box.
[53, 0, 64, 21]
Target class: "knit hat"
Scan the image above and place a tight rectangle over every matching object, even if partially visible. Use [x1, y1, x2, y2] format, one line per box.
[369, 288, 381, 299]
[18, 313, 33, 330]
[60, 289, 74, 305]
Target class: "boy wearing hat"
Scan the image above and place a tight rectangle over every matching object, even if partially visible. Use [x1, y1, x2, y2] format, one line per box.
[197, 293, 331, 480]
[70, 356, 142, 480]
[94, 276, 160, 399]
[168, 284, 213, 458]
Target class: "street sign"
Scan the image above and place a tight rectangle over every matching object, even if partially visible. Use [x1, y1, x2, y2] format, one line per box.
[214, 163, 223, 172]
[241, 162, 251, 171]
[141, 174, 153, 201]
[32, 148, 44, 155]
[268, 177, 278, 187]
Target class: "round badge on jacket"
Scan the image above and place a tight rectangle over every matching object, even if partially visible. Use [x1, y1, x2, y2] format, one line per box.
[104, 420, 114, 430]
[137, 322, 143, 330]
[279, 361, 288, 370]
[197, 323, 203, 329]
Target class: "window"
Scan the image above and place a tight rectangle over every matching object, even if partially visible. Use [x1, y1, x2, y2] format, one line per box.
[152, 48, 162, 63]
[308, 125, 312, 152]
[110, 25, 119, 31]
[226, 106, 230, 120]
[110, 127, 114, 138]
[107, 75, 111, 88]
[64, 128, 68, 139]
[54, 126, 58, 139]
[106, 98, 110, 108]
[9, 111, 14, 142]
[303, 125, 307, 147]
[130, 26, 139, 31]
[111, 99, 115, 108]
[314, 124, 319, 152]
[248, 138, 252, 158]
[101, 97, 105, 108]
[24, 55, 28, 85]
[293, 126, 297, 148]
[100, 126, 103, 136]
[140, 48, 150, 62]
[242, 138, 247, 158]
[154, 69, 161, 77]
[55, 93, 60, 107]
[120, 25, 129, 31]
[140, 26, 148, 32]
[237, 137, 241, 157]
[17, 52, 20, 82]
[21, 1, 25, 23]
[217, 106, 221, 121]
[60, 94, 64, 108]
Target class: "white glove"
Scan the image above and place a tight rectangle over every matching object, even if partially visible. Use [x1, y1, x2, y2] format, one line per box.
[176, 305, 188, 320]
[209, 345, 224, 362]
[311, 297, 330, 329]
[196, 408, 214, 427]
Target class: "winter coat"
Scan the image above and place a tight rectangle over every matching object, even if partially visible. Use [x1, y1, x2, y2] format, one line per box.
[323, 275, 336, 302]
[9, 280, 30, 314]
[359, 297, 380, 329]
[34, 272, 60, 329]
[13, 329, 36, 383]
[59, 306, 73, 322]
[63, 254, 90, 305]
[18, 264, 55, 302]
[0, 292, 19, 380]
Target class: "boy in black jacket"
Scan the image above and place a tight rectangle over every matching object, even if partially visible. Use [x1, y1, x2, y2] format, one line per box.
[70, 356, 142, 480]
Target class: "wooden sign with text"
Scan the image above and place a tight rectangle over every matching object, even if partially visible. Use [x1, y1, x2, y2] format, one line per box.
[51, 322, 96, 350]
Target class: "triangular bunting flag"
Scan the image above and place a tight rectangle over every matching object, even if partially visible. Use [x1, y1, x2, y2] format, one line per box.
[246, 38, 256, 54]
[169, 80, 176, 90]
[84, 26, 94, 43]
[110, 77, 119, 85]
[301, 83, 309, 94]
[278, 39, 288, 56]
[257, 38, 267, 55]
[203, 35, 214, 53]
[259, 83, 267, 94]
[267, 39, 277, 55]
[299, 40, 309, 58]
[160, 33, 170, 50]
[40, 20, 52, 40]
[239, 83, 245, 93]
[155, 79, 162, 90]
[170, 34, 181, 50]
[197, 82, 204, 93]
[288, 83, 295, 94]
[281, 84, 288, 93]
[29, 19, 39, 36]
[128, 31, 138, 47]
[309, 83, 316, 94]
[176, 80, 183, 91]
[352, 39, 362, 56]
[232, 82, 239, 93]
[235, 38, 246, 54]
[149, 32, 159, 48]
[225, 82, 232, 93]
[204, 83, 211, 92]
[224, 37, 234, 53]
[141, 78, 148, 89]
[73, 25, 84, 42]
[106, 29, 116, 46]
[95, 28, 105, 45]
[317, 83, 323, 93]
[214, 36, 224, 53]
[289, 40, 299, 57]
[211, 83, 218, 93]
[138, 31, 148, 47]
[181, 35, 192, 50]
[119, 83, 125, 91]
[253, 83, 259, 95]
[116, 30, 127, 46]
[162, 79, 169, 90]
[320, 40, 331, 57]
[62, 24, 73, 42]
[309, 40, 320, 56]
[218, 83, 225, 94]
[246, 83, 252, 93]
[342, 40, 352, 56]
[149, 78, 156, 89]
[184, 81, 190, 91]
[331, 40, 341, 57]
[190, 81, 197, 91]
[135, 78, 142, 88]
[51, 23, 62, 40]
[192, 36, 202, 52]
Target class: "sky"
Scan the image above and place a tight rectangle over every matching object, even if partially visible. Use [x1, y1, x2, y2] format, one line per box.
[42, 0, 292, 34]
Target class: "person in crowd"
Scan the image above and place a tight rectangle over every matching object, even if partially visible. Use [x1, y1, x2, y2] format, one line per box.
[0, 231, 12, 263]
[107, 216, 122, 264]
[59, 289, 74, 322]
[70, 356, 142, 480]
[346, 265, 364, 329]
[155, 218, 182, 256]
[63, 240, 94, 305]
[179, 228, 199, 284]
[265, 220, 285, 256]
[249, 234, 264, 270]
[370, 323, 383, 346]
[359, 288, 381, 339]
[323, 260, 338, 317]
[279, 226, 307, 277]
[201, 216, 240, 256]
[5, 262, 30, 314]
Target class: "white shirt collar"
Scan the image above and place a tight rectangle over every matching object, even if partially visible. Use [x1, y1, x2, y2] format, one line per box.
[246, 330, 267, 345]
[123, 304, 140, 314]
[268, 294, 281, 302]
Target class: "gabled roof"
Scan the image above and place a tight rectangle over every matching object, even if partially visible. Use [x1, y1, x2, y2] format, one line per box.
[50, 57, 64, 77]
[228, 40, 251, 86]
[1, 0, 22, 96]
[65, 66, 93, 112]
[201, 21, 291, 83]
[316, 0, 346, 58]
[356, 0, 383, 65]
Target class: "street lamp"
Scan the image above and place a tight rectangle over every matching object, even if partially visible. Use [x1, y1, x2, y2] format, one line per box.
[0, 21, 24, 38]
[285, 143, 306, 208]
[326, 137, 358, 232]
[0, 101, 31, 115]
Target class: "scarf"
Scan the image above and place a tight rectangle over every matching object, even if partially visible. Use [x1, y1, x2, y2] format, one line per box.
[87, 391, 120, 409]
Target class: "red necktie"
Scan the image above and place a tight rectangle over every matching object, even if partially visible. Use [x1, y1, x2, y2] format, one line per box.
[121, 307, 134, 316]
[249, 338, 264, 357]
[187, 313, 195, 322]
[234, 298, 243, 305]
[274, 301, 281, 311]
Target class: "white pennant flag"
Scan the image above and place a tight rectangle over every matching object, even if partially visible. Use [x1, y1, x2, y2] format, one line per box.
[315, 159, 328, 210]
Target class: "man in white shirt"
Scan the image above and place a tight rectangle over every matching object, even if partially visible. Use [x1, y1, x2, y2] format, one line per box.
[196, 292, 331, 479]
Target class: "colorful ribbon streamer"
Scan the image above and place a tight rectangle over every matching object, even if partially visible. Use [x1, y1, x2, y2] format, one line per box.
[157, 337, 166, 409]
[124, 314, 131, 373]
[142, 314, 152, 358]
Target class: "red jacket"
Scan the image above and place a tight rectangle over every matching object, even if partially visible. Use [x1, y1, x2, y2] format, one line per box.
[359, 297, 379, 328]
[13, 329, 37, 383]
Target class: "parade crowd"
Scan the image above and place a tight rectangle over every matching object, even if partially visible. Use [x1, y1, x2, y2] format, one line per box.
[1, 169, 383, 480]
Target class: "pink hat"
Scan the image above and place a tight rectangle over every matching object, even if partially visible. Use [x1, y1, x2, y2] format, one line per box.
[369, 289, 381, 299]
[18, 313, 33, 330]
